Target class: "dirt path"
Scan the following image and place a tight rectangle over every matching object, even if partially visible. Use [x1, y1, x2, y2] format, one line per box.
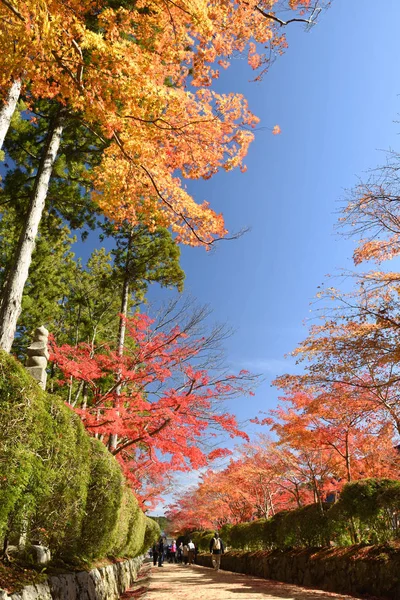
[124, 562, 361, 600]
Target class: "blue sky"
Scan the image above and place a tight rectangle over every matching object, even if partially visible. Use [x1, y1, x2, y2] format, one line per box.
[145, 0, 400, 437]
[70, 1, 400, 508]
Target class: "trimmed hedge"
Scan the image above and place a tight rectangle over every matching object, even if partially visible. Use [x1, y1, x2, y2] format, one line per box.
[141, 517, 162, 555]
[192, 529, 214, 552]
[214, 480, 400, 551]
[328, 479, 400, 545]
[78, 438, 124, 558]
[0, 351, 159, 560]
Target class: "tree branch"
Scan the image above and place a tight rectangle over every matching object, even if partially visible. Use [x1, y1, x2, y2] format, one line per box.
[0, 0, 25, 22]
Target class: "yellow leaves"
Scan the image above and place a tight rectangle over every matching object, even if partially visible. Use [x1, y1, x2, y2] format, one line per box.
[0, 0, 319, 247]
[272, 125, 281, 135]
[353, 238, 400, 265]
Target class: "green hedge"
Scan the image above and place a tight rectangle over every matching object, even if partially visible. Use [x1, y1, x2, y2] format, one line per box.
[192, 529, 214, 552]
[141, 517, 162, 555]
[218, 479, 400, 551]
[0, 351, 159, 560]
[78, 438, 124, 558]
[328, 479, 400, 545]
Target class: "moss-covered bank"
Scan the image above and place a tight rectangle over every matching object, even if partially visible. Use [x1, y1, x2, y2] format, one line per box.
[0, 350, 159, 561]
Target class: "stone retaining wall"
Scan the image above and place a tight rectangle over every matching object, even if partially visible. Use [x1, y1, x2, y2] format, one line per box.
[196, 547, 400, 599]
[0, 557, 143, 600]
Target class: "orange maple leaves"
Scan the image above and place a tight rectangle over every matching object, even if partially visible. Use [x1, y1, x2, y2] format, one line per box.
[1, 0, 316, 246]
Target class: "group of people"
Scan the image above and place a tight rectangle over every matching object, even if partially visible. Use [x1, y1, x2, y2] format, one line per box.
[151, 532, 225, 571]
[151, 538, 197, 566]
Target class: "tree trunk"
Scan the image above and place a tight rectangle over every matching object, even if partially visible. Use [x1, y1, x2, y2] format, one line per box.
[0, 108, 64, 352]
[109, 231, 133, 451]
[345, 434, 352, 482]
[117, 272, 130, 355]
[0, 79, 21, 150]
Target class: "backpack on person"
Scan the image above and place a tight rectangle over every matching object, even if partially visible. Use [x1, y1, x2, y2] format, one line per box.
[213, 537, 221, 551]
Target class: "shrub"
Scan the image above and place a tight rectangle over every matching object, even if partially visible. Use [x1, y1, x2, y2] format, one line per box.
[229, 522, 252, 550]
[329, 479, 400, 544]
[111, 486, 146, 557]
[192, 530, 214, 552]
[264, 510, 289, 549]
[29, 399, 91, 558]
[220, 523, 233, 547]
[140, 517, 161, 554]
[79, 439, 124, 559]
[0, 351, 150, 561]
[278, 503, 332, 549]
[0, 351, 44, 540]
[225, 480, 400, 552]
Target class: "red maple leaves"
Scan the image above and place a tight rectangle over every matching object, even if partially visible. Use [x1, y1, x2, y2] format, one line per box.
[50, 313, 254, 508]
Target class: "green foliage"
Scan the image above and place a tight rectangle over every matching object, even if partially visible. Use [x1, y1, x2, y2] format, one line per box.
[0, 353, 42, 540]
[328, 479, 400, 544]
[262, 511, 287, 549]
[191, 530, 214, 552]
[79, 439, 123, 558]
[220, 480, 400, 552]
[139, 517, 161, 554]
[110, 486, 145, 558]
[220, 523, 233, 544]
[276, 503, 333, 549]
[29, 400, 91, 558]
[4, 101, 101, 233]
[148, 516, 169, 533]
[227, 510, 332, 551]
[0, 207, 78, 357]
[229, 522, 258, 550]
[0, 351, 149, 561]
[103, 221, 185, 302]
[0, 100, 101, 357]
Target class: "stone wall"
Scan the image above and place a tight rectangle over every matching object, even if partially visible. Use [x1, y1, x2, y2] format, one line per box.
[0, 557, 143, 600]
[196, 546, 400, 599]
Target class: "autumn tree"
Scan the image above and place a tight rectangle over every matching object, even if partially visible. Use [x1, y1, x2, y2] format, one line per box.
[50, 299, 256, 505]
[273, 273, 400, 439]
[269, 384, 399, 485]
[0, 0, 328, 352]
[340, 152, 400, 265]
[228, 440, 302, 517]
[269, 147, 400, 477]
[166, 434, 326, 531]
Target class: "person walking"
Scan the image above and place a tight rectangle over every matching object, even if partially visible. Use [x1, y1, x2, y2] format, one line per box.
[177, 542, 183, 563]
[182, 542, 189, 565]
[152, 542, 159, 567]
[170, 540, 177, 563]
[187, 539, 195, 565]
[157, 537, 164, 567]
[209, 532, 224, 571]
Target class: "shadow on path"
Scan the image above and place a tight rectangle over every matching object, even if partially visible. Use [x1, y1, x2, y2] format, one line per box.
[135, 563, 360, 600]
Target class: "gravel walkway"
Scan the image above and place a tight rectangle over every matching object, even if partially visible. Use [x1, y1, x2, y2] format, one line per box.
[125, 562, 362, 600]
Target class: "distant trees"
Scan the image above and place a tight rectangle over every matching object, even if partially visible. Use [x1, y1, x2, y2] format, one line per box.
[168, 148, 400, 532]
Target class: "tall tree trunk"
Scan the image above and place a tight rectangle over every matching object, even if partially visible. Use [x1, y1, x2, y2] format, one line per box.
[109, 230, 133, 451]
[0, 108, 65, 352]
[345, 434, 352, 482]
[0, 79, 21, 150]
[117, 269, 130, 356]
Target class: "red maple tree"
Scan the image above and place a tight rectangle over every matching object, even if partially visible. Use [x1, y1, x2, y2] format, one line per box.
[50, 312, 255, 507]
